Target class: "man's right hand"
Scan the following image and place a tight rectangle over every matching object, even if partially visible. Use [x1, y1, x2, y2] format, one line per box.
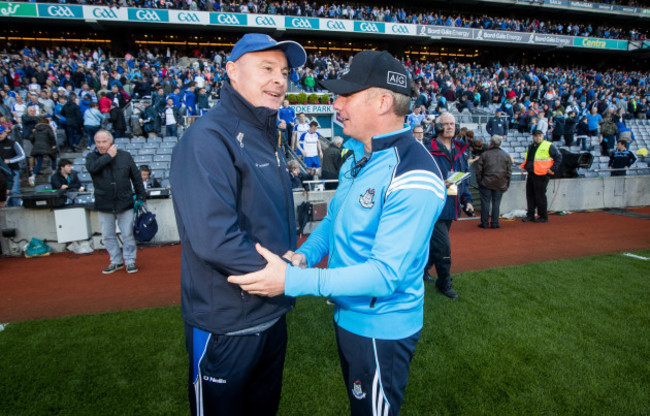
[107, 144, 117, 157]
[283, 251, 307, 269]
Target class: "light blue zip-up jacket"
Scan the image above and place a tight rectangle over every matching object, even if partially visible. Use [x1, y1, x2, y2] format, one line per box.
[285, 126, 446, 340]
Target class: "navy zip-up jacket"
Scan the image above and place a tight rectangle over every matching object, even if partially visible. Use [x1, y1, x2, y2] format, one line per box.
[170, 81, 297, 335]
[430, 138, 472, 220]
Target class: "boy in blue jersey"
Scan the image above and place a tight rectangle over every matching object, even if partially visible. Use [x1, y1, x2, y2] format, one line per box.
[229, 50, 446, 416]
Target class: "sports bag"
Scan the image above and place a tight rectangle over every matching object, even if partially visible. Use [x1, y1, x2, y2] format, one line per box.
[24, 238, 52, 258]
[133, 205, 158, 242]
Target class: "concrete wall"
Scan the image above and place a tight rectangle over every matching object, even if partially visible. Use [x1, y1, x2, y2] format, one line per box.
[2, 175, 649, 256]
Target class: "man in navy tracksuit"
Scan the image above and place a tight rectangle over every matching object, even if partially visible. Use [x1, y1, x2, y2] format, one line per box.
[169, 34, 306, 416]
[608, 139, 636, 176]
[426, 112, 474, 299]
[229, 51, 446, 416]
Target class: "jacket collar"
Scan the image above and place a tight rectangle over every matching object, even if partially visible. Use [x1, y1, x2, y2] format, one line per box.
[430, 137, 468, 155]
[344, 125, 413, 157]
[220, 81, 278, 135]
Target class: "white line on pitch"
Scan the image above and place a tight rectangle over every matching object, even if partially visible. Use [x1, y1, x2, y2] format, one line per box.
[622, 253, 649, 261]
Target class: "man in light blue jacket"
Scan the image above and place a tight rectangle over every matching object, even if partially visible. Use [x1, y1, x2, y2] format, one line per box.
[229, 50, 446, 416]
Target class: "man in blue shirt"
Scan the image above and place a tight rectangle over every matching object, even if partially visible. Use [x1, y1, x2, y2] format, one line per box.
[278, 99, 296, 143]
[406, 104, 425, 129]
[229, 50, 446, 416]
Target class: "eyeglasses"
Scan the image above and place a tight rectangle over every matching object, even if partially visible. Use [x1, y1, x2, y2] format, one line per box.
[413, 131, 424, 134]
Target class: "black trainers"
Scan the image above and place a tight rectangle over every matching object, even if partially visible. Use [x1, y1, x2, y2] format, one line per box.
[437, 286, 459, 300]
[423, 271, 436, 283]
[522, 216, 535, 222]
[102, 263, 124, 274]
[534, 218, 548, 223]
[126, 263, 139, 274]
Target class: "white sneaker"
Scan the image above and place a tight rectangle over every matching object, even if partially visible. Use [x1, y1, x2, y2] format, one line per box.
[28, 175, 35, 186]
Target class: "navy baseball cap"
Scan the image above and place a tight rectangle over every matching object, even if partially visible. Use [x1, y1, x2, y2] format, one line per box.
[228, 33, 306, 69]
[319, 50, 412, 96]
[0, 125, 5, 133]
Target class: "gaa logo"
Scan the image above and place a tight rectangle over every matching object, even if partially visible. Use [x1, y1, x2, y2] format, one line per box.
[92, 8, 118, 19]
[290, 18, 312, 28]
[391, 25, 408, 34]
[178, 12, 200, 22]
[326, 20, 345, 30]
[359, 22, 379, 32]
[47, 5, 75, 17]
[135, 9, 161, 21]
[255, 16, 276, 26]
[216, 13, 240, 25]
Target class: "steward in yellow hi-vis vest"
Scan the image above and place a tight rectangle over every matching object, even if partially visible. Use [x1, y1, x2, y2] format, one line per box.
[520, 130, 562, 223]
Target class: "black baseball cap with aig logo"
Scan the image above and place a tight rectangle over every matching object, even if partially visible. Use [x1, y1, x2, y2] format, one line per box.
[319, 50, 412, 96]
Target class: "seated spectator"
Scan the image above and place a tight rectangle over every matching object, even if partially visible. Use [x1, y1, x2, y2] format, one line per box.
[51, 158, 84, 192]
[140, 165, 161, 189]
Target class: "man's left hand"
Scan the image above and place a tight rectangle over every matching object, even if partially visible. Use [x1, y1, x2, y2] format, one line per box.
[228, 243, 287, 297]
[465, 203, 474, 212]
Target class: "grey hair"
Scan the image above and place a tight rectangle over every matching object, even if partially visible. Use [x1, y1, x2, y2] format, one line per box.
[490, 135, 503, 147]
[366, 88, 411, 117]
[332, 136, 344, 146]
[95, 129, 114, 141]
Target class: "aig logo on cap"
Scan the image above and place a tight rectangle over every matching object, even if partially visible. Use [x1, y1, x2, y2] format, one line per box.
[387, 71, 407, 89]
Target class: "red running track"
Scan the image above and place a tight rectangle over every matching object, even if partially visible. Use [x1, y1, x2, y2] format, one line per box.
[1, 208, 649, 323]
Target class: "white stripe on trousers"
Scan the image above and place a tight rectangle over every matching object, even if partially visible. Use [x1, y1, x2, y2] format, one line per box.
[194, 333, 212, 416]
[372, 339, 390, 416]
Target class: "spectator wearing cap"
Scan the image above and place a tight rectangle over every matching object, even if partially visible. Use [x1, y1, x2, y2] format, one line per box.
[520, 129, 562, 223]
[486, 108, 509, 137]
[475, 135, 511, 229]
[170, 33, 307, 415]
[228, 49, 446, 416]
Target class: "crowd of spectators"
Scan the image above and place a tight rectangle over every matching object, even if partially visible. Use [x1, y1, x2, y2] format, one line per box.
[15, 0, 649, 41]
[0, 44, 648, 151]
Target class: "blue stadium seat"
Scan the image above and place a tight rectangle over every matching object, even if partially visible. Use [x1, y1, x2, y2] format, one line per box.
[163, 136, 178, 143]
[152, 169, 167, 179]
[114, 138, 130, 145]
[131, 137, 146, 144]
[147, 137, 162, 143]
[154, 155, 172, 162]
[73, 157, 86, 165]
[143, 142, 159, 148]
[134, 155, 153, 164]
[138, 148, 157, 155]
[78, 172, 92, 183]
[151, 161, 169, 170]
[157, 147, 174, 155]
[159, 141, 176, 148]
